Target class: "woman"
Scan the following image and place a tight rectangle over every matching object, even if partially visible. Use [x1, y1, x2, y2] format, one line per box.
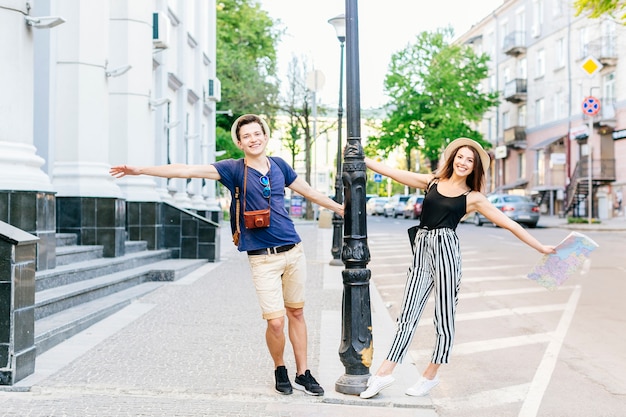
[360, 138, 555, 399]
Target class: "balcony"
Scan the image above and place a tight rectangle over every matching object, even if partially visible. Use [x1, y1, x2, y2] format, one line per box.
[584, 37, 618, 66]
[503, 79, 527, 103]
[598, 97, 616, 128]
[503, 126, 526, 148]
[503, 31, 526, 56]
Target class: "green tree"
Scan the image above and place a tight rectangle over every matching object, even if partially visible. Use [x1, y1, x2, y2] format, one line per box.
[280, 55, 317, 220]
[367, 27, 498, 173]
[215, 0, 282, 160]
[574, 0, 626, 23]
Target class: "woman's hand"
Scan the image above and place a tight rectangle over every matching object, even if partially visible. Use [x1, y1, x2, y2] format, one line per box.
[538, 245, 557, 255]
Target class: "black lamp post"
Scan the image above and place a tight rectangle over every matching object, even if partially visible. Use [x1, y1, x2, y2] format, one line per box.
[334, 0, 372, 395]
[328, 14, 345, 267]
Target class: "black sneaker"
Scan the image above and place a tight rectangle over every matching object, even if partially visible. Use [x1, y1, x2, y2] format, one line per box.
[294, 370, 324, 396]
[274, 366, 293, 395]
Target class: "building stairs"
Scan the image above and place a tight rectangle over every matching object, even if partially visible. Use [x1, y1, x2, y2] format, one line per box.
[34, 233, 207, 355]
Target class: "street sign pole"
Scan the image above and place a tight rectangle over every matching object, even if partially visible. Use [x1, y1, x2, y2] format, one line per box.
[587, 109, 593, 224]
[582, 89, 600, 224]
[580, 56, 602, 224]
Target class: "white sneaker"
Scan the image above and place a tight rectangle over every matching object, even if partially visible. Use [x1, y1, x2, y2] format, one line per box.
[405, 376, 440, 396]
[359, 374, 395, 399]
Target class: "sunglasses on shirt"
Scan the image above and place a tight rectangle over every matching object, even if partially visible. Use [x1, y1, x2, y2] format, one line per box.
[260, 175, 271, 198]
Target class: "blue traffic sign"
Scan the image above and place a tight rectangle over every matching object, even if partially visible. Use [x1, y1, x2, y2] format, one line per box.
[582, 96, 600, 116]
[373, 173, 382, 183]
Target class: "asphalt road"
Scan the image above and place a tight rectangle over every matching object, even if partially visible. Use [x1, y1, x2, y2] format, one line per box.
[365, 214, 626, 417]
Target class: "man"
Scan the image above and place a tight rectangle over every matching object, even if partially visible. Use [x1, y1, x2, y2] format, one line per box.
[110, 114, 343, 396]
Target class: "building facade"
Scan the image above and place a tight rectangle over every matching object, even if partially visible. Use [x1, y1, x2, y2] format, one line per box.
[0, 0, 220, 269]
[457, 0, 625, 219]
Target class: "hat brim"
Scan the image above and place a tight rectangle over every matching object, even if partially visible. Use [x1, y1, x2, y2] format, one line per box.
[443, 138, 490, 174]
[230, 114, 271, 146]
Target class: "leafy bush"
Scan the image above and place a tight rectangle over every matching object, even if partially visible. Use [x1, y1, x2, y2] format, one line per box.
[567, 217, 601, 224]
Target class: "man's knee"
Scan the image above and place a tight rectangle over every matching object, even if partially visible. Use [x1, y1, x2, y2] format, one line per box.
[267, 316, 285, 334]
[286, 307, 304, 322]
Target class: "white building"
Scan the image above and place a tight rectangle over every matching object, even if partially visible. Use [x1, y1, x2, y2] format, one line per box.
[0, 0, 220, 268]
[456, 0, 625, 219]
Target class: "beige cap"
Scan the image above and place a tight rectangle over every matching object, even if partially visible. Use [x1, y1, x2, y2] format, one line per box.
[443, 137, 491, 173]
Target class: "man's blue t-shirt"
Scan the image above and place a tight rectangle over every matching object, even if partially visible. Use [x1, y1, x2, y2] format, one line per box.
[212, 157, 302, 252]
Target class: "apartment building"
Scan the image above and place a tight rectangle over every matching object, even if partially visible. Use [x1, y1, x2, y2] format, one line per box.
[456, 0, 625, 219]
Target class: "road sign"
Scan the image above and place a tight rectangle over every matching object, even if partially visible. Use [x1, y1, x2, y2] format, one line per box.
[373, 173, 382, 183]
[581, 56, 602, 77]
[582, 96, 601, 116]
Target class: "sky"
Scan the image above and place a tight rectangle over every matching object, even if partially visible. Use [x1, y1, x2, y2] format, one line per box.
[258, 0, 505, 109]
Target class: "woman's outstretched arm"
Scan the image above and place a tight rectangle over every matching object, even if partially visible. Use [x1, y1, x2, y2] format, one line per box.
[364, 157, 433, 190]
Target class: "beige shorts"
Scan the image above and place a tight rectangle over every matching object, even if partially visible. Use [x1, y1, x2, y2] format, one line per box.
[247, 243, 306, 320]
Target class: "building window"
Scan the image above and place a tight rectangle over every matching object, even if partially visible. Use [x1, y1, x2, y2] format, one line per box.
[553, 0, 564, 16]
[602, 20, 616, 56]
[503, 67, 511, 85]
[518, 152, 526, 179]
[487, 31, 496, 59]
[503, 111, 511, 129]
[489, 117, 497, 141]
[579, 27, 589, 58]
[536, 48, 545, 78]
[532, 0, 544, 37]
[535, 98, 545, 126]
[500, 20, 509, 50]
[555, 38, 565, 68]
[603, 72, 616, 119]
[554, 90, 566, 120]
[604, 72, 615, 102]
[518, 104, 527, 126]
[537, 149, 545, 185]
[519, 57, 527, 79]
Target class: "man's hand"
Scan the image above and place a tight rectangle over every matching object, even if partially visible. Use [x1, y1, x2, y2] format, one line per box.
[109, 165, 140, 178]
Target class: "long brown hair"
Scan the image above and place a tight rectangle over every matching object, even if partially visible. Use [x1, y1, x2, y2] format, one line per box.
[436, 145, 485, 192]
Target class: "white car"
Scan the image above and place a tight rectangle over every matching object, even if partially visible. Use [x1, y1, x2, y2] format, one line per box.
[383, 194, 411, 218]
[366, 197, 388, 216]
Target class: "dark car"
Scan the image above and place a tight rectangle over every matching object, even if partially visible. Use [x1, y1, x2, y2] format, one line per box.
[474, 193, 540, 228]
[383, 194, 411, 218]
[403, 194, 425, 219]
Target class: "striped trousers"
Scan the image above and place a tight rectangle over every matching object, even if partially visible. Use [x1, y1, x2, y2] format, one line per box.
[385, 227, 462, 364]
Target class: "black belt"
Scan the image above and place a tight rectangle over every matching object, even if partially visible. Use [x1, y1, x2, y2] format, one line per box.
[247, 244, 296, 256]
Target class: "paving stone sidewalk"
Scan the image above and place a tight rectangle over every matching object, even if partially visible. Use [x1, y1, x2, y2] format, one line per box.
[0, 221, 437, 417]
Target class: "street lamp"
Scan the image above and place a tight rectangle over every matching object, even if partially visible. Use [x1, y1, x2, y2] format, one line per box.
[328, 14, 345, 266]
[334, 0, 372, 395]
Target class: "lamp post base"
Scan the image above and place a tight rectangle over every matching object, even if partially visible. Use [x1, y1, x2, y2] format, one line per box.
[329, 258, 343, 266]
[335, 373, 369, 395]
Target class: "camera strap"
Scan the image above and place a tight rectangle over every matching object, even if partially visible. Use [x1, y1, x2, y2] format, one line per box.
[242, 158, 271, 213]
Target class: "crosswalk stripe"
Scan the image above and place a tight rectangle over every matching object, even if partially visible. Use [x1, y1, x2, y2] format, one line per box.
[410, 332, 553, 358]
[417, 304, 567, 326]
[433, 383, 530, 411]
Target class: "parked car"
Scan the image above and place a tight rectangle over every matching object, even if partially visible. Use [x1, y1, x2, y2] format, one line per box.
[366, 197, 388, 216]
[383, 194, 411, 218]
[403, 194, 425, 219]
[473, 193, 540, 228]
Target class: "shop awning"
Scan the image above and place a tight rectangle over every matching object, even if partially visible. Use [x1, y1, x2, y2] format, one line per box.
[494, 178, 528, 192]
[529, 134, 566, 150]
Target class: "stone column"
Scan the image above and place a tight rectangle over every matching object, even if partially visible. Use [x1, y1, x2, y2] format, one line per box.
[108, 0, 161, 204]
[50, 2, 125, 257]
[0, 2, 56, 271]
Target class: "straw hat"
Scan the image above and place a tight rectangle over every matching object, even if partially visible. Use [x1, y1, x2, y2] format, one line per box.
[443, 138, 491, 174]
[230, 114, 271, 146]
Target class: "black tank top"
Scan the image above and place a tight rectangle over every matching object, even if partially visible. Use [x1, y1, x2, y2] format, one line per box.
[418, 182, 468, 231]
